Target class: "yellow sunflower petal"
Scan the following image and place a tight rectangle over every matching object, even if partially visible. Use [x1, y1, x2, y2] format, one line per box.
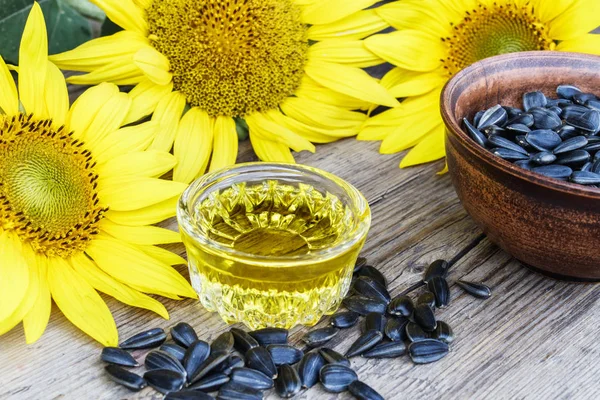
[149, 91, 187, 152]
[133, 47, 172, 86]
[246, 111, 316, 153]
[49, 31, 149, 72]
[305, 60, 399, 107]
[0, 232, 29, 325]
[86, 235, 196, 298]
[381, 68, 447, 98]
[100, 219, 181, 245]
[308, 39, 382, 68]
[90, 0, 148, 34]
[249, 132, 295, 163]
[268, 109, 356, 143]
[81, 92, 131, 150]
[105, 195, 180, 226]
[93, 122, 157, 163]
[375, 1, 452, 37]
[0, 245, 38, 336]
[365, 30, 445, 72]
[98, 150, 177, 178]
[281, 97, 367, 129]
[136, 244, 187, 266]
[549, 1, 600, 40]
[381, 119, 442, 154]
[0, 57, 18, 115]
[67, 59, 145, 86]
[71, 252, 169, 319]
[98, 175, 187, 211]
[44, 62, 69, 127]
[133, 0, 152, 9]
[209, 116, 238, 172]
[18, 2, 48, 116]
[173, 107, 213, 183]
[301, 0, 379, 25]
[357, 124, 398, 141]
[66, 82, 119, 139]
[532, 0, 577, 23]
[48, 256, 118, 346]
[295, 77, 370, 110]
[23, 253, 51, 343]
[125, 79, 173, 125]
[400, 124, 446, 168]
[556, 33, 600, 55]
[307, 9, 388, 41]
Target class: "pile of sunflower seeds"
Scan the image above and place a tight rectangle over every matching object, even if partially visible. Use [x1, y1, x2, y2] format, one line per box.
[464, 85, 600, 185]
[101, 257, 491, 399]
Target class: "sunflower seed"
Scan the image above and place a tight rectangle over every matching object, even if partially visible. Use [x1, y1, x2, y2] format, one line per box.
[245, 346, 277, 379]
[507, 113, 534, 127]
[302, 327, 340, 347]
[585, 99, 600, 111]
[249, 328, 288, 347]
[581, 162, 593, 172]
[567, 110, 600, 133]
[146, 350, 187, 377]
[101, 347, 139, 367]
[364, 312, 385, 333]
[531, 107, 562, 130]
[187, 372, 230, 392]
[570, 171, 600, 185]
[320, 364, 358, 393]
[408, 340, 449, 364]
[416, 292, 436, 309]
[354, 257, 367, 273]
[344, 297, 387, 315]
[211, 331, 235, 354]
[561, 104, 589, 119]
[144, 369, 185, 394]
[319, 347, 350, 367]
[492, 148, 530, 161]
[573, 92, 598, 105]
[272, 364, 301, 399]
[171, 322, 199, 348]
[183, 340, 211, 381]
[530, 151, 556, 165]
[345, 330, 383, 358]
[557, 84, 582, 100]
[215, 354, 245, 375]
[362, 341, 407, 359]
[384, 317, 409, 342]
[592, 158, 600, 173]
[457, 280, 492, 299]
[556, 149, 591, 166]
[267, 344, 303, 366]
[523, 91, 547, 111]
[165, 390, 213, 400]
[503, 106, 523, 118]
[505, 123, 531, 135]
[349, 381, 384, 400]
[231, 328, 260, 354]
[484, 125, 506, 136]
[354, 276, 391, 304]
[422, 259, 449, 283]
[298, 350, 325, 388]
[477, 104, 507, 130]
[463, 118, 488, 147]
[356, 265, 386, 288]
[432, 321, 455, 344]
[104, 365, 147, 391]
[553, 136, 588, 154]
[217, 382, 263, 400]
[526, 129, 562, 151]
[188, 351, 230, 384]
[386, 295, 414, 317]
[489, 134, 528, 154]
[427, 276, 450, 308]
[557, 125, 578, 140]
[547, 106, 562, 115]
[473, 110, 485, 126]
[330, 311, 360, 329]
[413, 304, 437, 332]
[405, 322, 429, 342]
[119, 328, 166, 350]
[514, 159, 535, 170]
[230, 367, 274, 390]
[532, 164, 573, 179]
[160, 343, 187, 363]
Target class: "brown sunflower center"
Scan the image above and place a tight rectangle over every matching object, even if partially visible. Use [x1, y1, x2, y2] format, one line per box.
[441, 2, 554, 76]
[0, 114, 105, 257]
[146, 0, 309, 117]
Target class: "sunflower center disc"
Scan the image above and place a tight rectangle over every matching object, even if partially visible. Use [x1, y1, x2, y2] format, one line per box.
[147, 0, 309, 117]
[442, 3, 554, 75]
[0, 114, 105, 257]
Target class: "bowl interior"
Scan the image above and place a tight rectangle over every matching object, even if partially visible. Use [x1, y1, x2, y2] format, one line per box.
[441, 51, 600, 198]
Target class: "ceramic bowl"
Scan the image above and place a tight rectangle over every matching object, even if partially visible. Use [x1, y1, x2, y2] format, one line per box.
[441, 51, 600, 281]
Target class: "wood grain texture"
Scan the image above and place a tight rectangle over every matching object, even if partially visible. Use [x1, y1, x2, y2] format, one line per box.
[1, 90, 599, 400]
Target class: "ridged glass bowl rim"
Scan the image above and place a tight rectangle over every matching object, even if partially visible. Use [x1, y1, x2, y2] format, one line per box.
[177, 162, 371, 267]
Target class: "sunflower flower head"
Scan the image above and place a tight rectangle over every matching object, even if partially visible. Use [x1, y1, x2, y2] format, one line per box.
[51, 0, 398, 183]
[0, 3, 196, 346]
[359, 0, 600, 168]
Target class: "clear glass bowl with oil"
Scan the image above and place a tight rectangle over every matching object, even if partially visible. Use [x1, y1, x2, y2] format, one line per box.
[177, 163, 370, 329]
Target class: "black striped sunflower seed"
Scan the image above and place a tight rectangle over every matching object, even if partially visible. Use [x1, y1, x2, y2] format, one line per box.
[267, 344, 303, 366]
[427, 276, 450, 307]
[364, 312, 386, 333]
[349, 380, 384, 400]
[217, 382, 263, 400]
[170, 322, 198, 348]
[319, 364, 358, 393]
[413, 304, 437, 332]
[160, 343, 187, 363]
[275, 364, 302, 399]
[249, 328, 288, 347]
[104, 365, 147, 391]
[356, 265, 386, 288]
[408, 339, 449, 364]
[330, 311, 360, 329]
[144, 369, 185, 394]
[119, 328, 166, 350]
[211, 331, 234, 353]
[457, 280, 492, 299]
[319, 347, 350, 367]
[298, 350, 325, 389]
[416, 292, 436, 309]
[345, 330, 383, 358]
[387, 295, 414, 317]
[145, 350, 187, 378]
[187, 372, 230, 392]
[405, 321, 429, 343]
[423, 259, 449, 282]
[344, 297, 387, 315]
[183, 340, 210, 381]
[245, 346, 277, 379]
[362, 341, 407, 359]
[432, 321, 455, 344]
[101, 347, 139, 367]
[354, 257, 367, 273]
[188, 351, 230, 384]
[230, 367, 274, 390]
[215, 354, 245, 375]
[302, 326, 340, 348]
[230, 328, 260, 354]
[384, 317, 409, 342]
[165, 390, 213, 400]
[353, 276, 391, 304]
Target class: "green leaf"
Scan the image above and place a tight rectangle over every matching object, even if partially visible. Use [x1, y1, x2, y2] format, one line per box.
[63, 0, 104, 21]
[0, 0, 92, 64]
[235, 117, 249, 141]
[100, 17, 122, 37]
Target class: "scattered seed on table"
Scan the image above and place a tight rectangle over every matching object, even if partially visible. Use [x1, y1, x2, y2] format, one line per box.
[182, 340, 210, 380]
[302, 326, 340, 347]
[217, 381, 264, 400]
[319, 347, 350, 367]
[298, 350, 325, 389]
[416, 292, 436, 309]
[354, 257, 367, 273]
[362, 341, 407, 359]
[144, 369, 185, 394]
[101, 347, 139, 367]
[344, 297, 387, 315]
[211, 331, 235, 353]
[432, 321, 455, 344]
[187, 372, 230, 392]
[413, 304, 437, 332]
[405, 322, 429, 343]
[188, 351, 230, 384]
[384, 317, 409, 342]
[408, 340, 449, 364]
[423, 259, 449, 282]
[364, 312, 386, 333]
[119, 328, 166, 350]
[145, 350, 187, 377]
[170, 322, 198, 348]
[320, 364, 358, 393]
[427, 276, 450, 307]
[267, 344, 303, 366]
[165, 390, 213, 400]
[215, 354, 245, 375]
[349, 380, 385, 400]
[245, 346, 278, 379]
[387, 295, 414, 317]
[457, 280, 492, 299]
[356, 265, 387, 288]
[230, 328, 260, 354]
[160, 343, 187, 363]
[345, 330, 383, 358]
[275, 364, 302, 398]
[249, 328, 288, 347]
[230, 367, 274, 390]
[353, 276, 391, 304]
[330, 311, 360, 329]
[104, 365, 147, 391]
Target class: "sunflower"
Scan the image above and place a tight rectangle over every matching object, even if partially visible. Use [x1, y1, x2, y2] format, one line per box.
[0, 3, 196, 347]
[358, 0, 600, 168]
[49, 0, 398, 183]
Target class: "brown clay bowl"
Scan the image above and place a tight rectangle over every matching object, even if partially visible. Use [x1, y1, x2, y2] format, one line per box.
[441, 51, 600, 281]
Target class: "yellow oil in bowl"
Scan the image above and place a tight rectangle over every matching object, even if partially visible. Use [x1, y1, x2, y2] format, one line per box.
[177, 163, 370, 329]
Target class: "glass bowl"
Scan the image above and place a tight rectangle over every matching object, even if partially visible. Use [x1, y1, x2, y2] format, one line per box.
[177, 163, 371, 329]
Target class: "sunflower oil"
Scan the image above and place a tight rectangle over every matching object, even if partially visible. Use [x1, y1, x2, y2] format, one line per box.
[181, 180, 366, 329]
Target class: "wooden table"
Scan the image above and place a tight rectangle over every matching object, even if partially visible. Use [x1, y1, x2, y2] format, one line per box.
[1, 130, 599, 399]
